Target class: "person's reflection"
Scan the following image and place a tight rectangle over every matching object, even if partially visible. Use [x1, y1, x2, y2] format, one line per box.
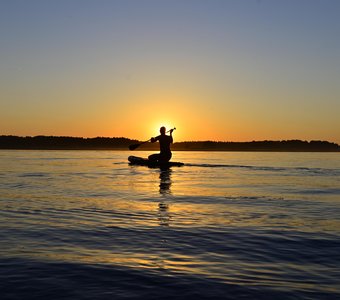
[159, 168, 172, 195]
[158, 169, 172, 226]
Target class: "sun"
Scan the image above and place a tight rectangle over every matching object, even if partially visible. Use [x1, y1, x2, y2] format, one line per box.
[151, 121, 175, 134]
[145, 116, 184, 141]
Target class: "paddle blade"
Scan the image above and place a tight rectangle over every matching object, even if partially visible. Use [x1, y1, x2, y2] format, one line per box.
[129, 143, 140, 151]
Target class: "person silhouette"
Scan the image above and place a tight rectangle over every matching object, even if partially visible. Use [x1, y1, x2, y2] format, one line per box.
[148, 127, 174, 163]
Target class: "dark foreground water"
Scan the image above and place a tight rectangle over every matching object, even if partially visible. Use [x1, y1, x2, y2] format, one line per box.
[1, 150, 340, 299]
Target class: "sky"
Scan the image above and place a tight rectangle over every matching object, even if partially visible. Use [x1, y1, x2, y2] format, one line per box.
[1, 0, 340, 143]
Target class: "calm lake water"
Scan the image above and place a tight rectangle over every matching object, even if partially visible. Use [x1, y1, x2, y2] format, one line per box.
[1, 150, 340, 299]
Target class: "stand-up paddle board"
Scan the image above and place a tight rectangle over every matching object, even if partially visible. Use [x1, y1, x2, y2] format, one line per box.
[128, 156, 184, 168]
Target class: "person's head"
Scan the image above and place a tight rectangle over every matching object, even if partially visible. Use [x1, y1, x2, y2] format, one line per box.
[160, 126, 166, 135]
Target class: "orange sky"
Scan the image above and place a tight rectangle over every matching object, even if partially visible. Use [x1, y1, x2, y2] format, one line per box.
[1, 1, 340, 143]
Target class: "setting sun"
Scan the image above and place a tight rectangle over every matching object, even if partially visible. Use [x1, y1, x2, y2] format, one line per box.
[151, 122, 175, 135]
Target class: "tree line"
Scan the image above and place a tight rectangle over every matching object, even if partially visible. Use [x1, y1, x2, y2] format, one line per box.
[171, 140, 340, 152]
[1, 135, 339, 151]
[0, 135, 137, 150]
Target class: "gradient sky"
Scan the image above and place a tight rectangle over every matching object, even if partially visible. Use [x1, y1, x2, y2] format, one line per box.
[1, 0, 340, 142]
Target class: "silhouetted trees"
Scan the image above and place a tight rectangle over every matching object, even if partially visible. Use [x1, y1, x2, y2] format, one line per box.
[0, 135, 339, 151]
[171, 140, 340, 151]
[0, 135, 137, 150]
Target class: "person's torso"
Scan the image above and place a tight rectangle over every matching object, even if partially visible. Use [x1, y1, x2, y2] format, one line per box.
[158, 135, 172, 154]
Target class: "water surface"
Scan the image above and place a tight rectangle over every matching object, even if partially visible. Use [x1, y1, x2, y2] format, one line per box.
[1, 150, 339, 299]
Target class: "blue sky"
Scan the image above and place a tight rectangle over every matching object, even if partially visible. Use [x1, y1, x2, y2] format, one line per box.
[1, 0, 340, 142]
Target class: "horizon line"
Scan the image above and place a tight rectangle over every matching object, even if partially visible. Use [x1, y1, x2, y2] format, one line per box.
[1, 134, 339, 146]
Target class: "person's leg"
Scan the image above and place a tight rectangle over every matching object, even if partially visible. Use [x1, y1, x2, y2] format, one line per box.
[148, 153, 160, 161]
[159, 153, 172, 163]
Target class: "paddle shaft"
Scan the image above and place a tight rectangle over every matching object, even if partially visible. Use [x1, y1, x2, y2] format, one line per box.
[129, 128, 176, 150]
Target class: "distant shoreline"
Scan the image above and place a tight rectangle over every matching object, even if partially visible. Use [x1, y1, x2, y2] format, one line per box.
[2, 148, 340, 152]
[1, 135, 339, 152]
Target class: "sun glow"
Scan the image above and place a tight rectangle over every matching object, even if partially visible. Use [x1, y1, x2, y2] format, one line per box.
[152, 121, 175, 135]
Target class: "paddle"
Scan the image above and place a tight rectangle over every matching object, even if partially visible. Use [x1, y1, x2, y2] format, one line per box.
[129, 128, 176, 150]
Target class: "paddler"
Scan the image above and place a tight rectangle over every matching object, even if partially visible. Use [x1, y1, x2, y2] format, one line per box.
[148, 127, 174, 163]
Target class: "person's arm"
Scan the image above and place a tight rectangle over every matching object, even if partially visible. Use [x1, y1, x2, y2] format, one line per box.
[151, 135, 160, 143]
[169, 129, 173, 143]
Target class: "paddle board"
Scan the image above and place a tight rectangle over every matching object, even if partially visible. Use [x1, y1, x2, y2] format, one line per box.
[128, 156, 184, 168]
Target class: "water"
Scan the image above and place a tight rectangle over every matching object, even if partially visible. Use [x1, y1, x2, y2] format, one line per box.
[1, 150, 340, 299]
